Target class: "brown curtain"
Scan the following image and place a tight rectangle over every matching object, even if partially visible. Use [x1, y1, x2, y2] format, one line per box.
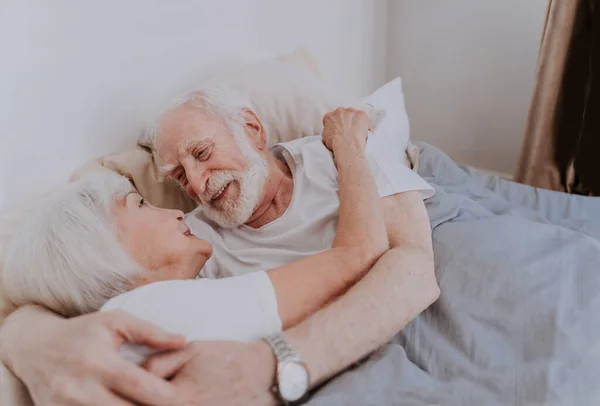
[516, 0, 600, 195]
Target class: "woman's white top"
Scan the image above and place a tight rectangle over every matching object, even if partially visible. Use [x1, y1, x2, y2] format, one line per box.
[100, 271, 281, 364]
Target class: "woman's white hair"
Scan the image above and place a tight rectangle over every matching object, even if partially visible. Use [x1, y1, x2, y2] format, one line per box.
[2, 172, 142, 317]
[142, 84, 256, 149]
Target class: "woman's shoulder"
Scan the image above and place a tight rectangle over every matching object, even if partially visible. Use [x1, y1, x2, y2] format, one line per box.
[100, 279, 207, 313]
[100, 272, 275, 314]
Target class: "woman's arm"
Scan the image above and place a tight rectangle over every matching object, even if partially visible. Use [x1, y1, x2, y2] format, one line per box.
[268, 108, 389, 329]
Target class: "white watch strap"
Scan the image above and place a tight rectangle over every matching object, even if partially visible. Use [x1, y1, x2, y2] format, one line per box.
[264, 333, 301, 363]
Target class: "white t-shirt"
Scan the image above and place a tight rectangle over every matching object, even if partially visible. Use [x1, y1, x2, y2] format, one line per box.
[190, 135, 434, 279]
[100, 271, 281, 365]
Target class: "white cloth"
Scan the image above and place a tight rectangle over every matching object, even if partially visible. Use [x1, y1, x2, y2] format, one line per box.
[101, 271, 281, 364]
[190, 135, 434, 279]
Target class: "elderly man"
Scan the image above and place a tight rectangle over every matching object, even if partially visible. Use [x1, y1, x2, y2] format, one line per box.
[0, 86, 439, 405]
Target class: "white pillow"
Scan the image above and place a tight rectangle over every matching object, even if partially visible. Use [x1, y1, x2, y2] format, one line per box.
[364, 77, 413, 168]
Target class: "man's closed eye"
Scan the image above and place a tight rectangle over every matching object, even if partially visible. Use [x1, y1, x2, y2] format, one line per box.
[195, 148, 211, 162]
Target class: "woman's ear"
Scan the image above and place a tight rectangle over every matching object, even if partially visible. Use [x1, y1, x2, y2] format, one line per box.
[242, 109, 267, 150]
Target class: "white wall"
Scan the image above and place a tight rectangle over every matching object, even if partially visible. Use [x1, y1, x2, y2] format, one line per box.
[0, 0, 387, 210]
[387, 0, 547, 175]
[0, 0, 549, 210]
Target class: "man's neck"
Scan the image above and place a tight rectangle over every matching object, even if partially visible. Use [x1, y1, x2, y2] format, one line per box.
[245, 157, 294, 229]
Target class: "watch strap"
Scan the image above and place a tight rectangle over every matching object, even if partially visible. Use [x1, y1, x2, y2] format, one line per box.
[264, 333, 301, 364]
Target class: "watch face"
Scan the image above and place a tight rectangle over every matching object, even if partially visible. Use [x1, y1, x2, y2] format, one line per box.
[278, 361, 309, 402]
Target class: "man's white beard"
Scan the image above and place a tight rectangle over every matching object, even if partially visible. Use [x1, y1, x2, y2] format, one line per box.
[197, 123, 268, 228]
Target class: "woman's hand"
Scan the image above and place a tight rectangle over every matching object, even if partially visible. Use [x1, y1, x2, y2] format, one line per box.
[0, 306, 186, 406]
[321, 107, 372, 152]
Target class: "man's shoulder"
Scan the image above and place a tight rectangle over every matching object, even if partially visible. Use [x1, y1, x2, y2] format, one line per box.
[272, 135, 325, 163]
[272, 136, 337, 180]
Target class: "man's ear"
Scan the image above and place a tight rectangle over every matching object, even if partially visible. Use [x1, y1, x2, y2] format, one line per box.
[242, 109, 267, 150]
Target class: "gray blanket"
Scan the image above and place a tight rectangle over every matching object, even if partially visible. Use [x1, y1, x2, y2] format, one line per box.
[307, 143, 600, 406]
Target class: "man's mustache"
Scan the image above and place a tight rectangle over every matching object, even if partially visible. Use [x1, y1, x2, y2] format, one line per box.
[198, 170, 240, 203]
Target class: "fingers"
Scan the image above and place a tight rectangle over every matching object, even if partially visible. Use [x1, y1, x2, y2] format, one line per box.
[145, 347, 194, 379]
[106, 310, 186, 350]
[85, 385, 136, 406]
[49, 378, 135, 406]
[104, 356, 182, 406]
[323, 107, 368, 121]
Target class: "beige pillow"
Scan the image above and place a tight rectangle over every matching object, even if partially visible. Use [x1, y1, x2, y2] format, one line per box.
[196, 46, 385, 146]
[139, 45, 384, 148]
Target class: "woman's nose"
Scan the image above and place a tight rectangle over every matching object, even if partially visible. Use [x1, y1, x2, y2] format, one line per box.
[170, 209, 184, 221]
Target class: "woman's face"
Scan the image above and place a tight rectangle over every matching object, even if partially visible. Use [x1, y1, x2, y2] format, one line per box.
[112, 192, 212, 287]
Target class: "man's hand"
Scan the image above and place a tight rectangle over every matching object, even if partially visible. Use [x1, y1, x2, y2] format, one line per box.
[0, 306, 186, 406]
[146, 341, 277, 406]
[322, 107, 372, 152]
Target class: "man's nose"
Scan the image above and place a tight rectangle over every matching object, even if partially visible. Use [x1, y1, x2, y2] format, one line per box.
[188, 168, 210, 196]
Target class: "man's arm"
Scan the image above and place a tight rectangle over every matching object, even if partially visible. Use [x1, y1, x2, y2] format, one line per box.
[146, 191, 439, 404]
[286, 190, 439, 384]
[268, 108, 389, 329]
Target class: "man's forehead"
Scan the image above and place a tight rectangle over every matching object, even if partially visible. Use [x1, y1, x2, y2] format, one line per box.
[156, 107, 218, 163]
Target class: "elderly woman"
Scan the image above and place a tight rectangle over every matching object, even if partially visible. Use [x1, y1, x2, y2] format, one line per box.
[2, 108, 388, 364]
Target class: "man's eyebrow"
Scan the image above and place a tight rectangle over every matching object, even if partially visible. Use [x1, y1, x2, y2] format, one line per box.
[178, 137, 212, 155]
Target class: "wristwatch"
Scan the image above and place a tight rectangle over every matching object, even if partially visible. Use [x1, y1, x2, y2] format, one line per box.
[263, 333, 310, 404]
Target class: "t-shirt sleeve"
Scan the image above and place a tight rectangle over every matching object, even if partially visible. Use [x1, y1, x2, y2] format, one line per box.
[279, 135, 433, 200]
[367, 153, 435, 199]
[298, 136, 434, 200]
[101, 272, 281, 365]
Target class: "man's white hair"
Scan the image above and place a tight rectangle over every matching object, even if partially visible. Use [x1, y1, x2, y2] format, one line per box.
[2, 172, 142, 317]
[144, 84, 256, 149]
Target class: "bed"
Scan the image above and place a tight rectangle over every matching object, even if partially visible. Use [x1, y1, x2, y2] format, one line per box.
[4, 142, 599, 404]
[306, 143, 600, 406]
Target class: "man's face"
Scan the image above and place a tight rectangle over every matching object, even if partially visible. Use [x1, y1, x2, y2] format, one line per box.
[155, 104, 268, 228]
